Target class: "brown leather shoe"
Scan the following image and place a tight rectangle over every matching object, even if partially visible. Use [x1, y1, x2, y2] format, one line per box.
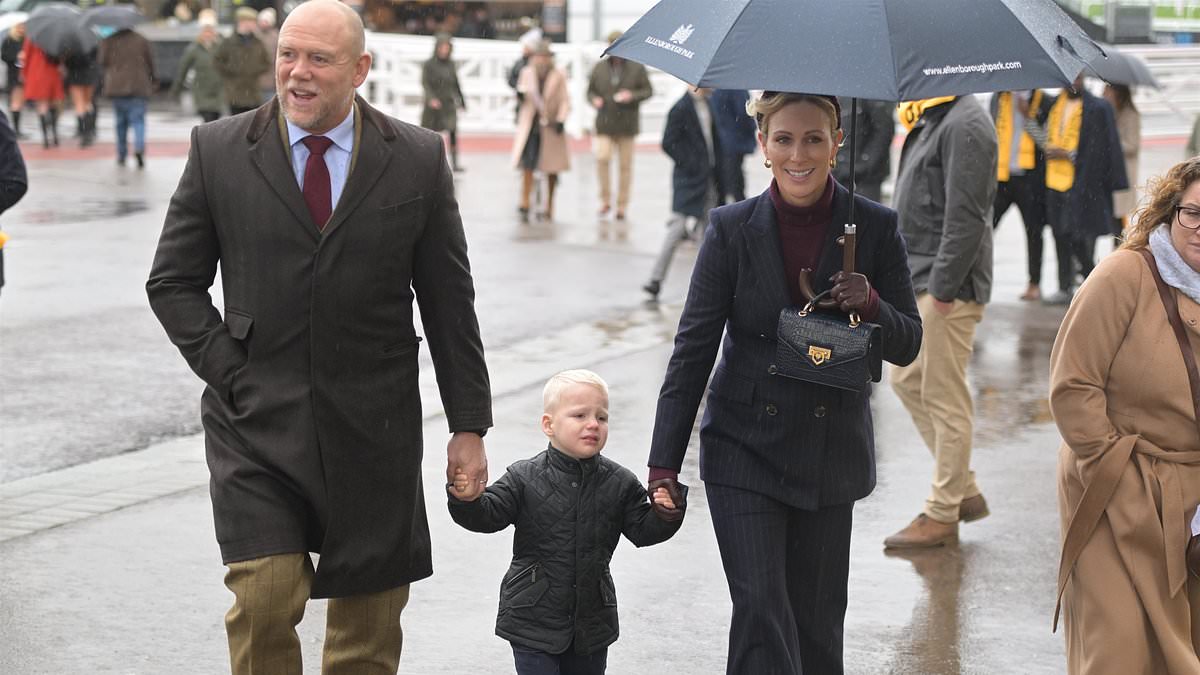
[884, 514, 958, 549]
[959, 494, 990, 523]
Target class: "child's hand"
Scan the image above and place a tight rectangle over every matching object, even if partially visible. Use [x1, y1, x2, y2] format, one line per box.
[448, 469, 482, 502]
[652, 487, 676, 510]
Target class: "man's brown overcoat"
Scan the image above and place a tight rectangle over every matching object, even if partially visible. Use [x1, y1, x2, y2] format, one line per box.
[147, 97, 492, 598]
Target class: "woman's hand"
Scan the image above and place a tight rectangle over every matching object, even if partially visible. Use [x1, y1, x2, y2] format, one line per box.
[829, 271, 871, 313]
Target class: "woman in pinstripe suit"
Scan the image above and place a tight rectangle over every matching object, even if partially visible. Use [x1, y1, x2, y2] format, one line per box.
[645, 92, 922, 674]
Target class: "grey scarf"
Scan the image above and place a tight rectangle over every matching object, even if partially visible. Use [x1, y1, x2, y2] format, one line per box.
[1149, 224, 1200, 305]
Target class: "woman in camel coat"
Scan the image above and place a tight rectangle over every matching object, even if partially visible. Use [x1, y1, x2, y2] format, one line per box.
[1051, 156, 1200, 673]
[511, 40, 569, 222]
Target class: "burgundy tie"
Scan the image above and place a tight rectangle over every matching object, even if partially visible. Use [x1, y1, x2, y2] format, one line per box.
[302, 135, 334, 230]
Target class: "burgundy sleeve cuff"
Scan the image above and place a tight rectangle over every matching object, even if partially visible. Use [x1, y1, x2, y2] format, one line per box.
[648, 466, 678, 483]
[860, 287, 881, 323]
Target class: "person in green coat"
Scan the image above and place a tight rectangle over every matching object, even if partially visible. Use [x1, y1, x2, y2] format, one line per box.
[420, 35, 467, 172]
[587, 31, 652, 221]
[214, 7, 271, 116]
[170, 20, 224, 123]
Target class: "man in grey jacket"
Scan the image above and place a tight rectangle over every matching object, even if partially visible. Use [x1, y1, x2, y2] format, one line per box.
[884, 95, 998, 549]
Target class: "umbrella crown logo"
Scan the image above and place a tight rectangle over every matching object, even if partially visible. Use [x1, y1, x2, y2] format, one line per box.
[670, 24, 695, 45]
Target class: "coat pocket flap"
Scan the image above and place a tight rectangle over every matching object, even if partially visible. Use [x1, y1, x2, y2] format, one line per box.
[224, 309, 253, 341]
[709, 367, 754, 404]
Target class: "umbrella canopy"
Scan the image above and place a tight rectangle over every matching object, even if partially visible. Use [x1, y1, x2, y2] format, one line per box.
[606, 0, 1103, 101]
[1087, 45, 1159, 88]
[26, 3, 97, 58]
[81, 5, 148, 32]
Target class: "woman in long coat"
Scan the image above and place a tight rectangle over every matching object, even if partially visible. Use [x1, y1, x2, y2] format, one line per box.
[646, 91, 922, 673]
[420, 35, 466, 172]
[20, 39, 63, 149]
[511, 40, 569, 223]
[1052, 156, 1200, 673]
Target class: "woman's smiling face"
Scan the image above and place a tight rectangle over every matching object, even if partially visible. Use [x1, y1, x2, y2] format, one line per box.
[759, 100, 841, 208]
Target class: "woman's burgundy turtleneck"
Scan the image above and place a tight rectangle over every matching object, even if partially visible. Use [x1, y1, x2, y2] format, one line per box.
[769, 176, 880, 317]
[770, 176, 834, 306]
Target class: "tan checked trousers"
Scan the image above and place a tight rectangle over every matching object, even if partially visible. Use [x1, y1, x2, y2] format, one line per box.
[224, 553, 409, 675]
[594, 134, 635, 212]
[890, 293, 986, 524]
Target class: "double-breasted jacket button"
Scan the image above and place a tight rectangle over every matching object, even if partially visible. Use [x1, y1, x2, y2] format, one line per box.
[571, 481, 578, 488]
[814, 406, 827, 418]
[768, 364, 778, 375]
[765, 404, 778, 416]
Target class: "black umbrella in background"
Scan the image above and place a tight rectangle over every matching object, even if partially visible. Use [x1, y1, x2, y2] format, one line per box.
[81, 5, 148, 33]
[1087, 45, 1160, 88]
[606, 0, 1103, 299]
[26, 3, 97, 58]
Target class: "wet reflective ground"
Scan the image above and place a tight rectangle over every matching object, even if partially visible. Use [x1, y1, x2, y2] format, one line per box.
[0, 129, 1190, 672]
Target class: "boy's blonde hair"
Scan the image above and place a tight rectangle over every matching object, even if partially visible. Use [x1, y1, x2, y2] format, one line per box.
[543, 369, 609, 412]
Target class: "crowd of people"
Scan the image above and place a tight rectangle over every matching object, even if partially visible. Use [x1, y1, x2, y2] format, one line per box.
[3, 2, 1200, 674]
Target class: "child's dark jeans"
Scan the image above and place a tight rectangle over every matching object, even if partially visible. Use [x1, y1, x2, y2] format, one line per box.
[511, 642, 608, 675]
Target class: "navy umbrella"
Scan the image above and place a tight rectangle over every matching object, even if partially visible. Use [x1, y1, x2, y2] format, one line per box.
[606, 0, 1102, 295]
[606, 0, 1101, 100]
[1087, 45, 1159, 88]
[26, 3, 98, 58]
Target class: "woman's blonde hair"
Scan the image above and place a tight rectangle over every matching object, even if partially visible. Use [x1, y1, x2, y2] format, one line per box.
[543, 369, 609, 412]
[746, 91, 841, 136]
[1121, 156, 1200, 251]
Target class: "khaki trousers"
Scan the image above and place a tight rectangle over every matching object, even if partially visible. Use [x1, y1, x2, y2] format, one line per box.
[890, 293, 986, 523]
[594, 134, 635, 211]
[224, 553, 409, 675]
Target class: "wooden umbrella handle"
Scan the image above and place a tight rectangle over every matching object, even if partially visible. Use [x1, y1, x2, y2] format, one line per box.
[843, 224, 857, 275]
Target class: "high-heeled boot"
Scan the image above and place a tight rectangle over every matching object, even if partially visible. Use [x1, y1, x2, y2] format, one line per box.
[38, 113, 49, 149]
[48, 108, 59, 147]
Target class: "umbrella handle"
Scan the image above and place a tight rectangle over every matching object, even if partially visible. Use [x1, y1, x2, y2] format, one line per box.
[843, 224, 857, 275]
[797, 269, 839, 310]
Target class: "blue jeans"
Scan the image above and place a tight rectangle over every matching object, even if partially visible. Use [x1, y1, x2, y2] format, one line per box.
[112, 97, 146, 161]
[512, 643, 607, 675]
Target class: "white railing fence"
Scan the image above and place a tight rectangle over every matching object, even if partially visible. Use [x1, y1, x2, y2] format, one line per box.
[361, 33, 1200, 143]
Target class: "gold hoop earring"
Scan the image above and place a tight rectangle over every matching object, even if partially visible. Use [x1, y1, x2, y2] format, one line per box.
[764, 159, 772, 169]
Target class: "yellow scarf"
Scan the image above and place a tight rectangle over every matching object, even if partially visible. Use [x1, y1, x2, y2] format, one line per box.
[1045, 94, 1083, 192]
[995, 90, 1042, 182]
[897, 96, 957, 132]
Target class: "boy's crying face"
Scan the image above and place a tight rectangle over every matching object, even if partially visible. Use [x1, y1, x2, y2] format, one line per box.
[541, 383, 609, 459]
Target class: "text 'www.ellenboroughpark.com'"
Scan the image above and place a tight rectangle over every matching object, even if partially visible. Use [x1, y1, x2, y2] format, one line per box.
[922, 61, 1023, 76]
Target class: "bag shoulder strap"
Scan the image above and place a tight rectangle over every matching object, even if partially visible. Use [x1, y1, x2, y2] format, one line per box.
[1140, 248, 1200, 441]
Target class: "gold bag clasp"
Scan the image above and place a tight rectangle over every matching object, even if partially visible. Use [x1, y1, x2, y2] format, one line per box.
[808, 346, 832, 366]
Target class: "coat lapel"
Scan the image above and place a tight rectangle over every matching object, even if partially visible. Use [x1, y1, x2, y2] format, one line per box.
[247, 100, 316, 239]
[322, 97, 394, 237]
[744, 191, 793, 309]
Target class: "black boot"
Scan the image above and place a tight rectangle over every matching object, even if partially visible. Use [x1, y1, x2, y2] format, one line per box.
[48, 108, 58, 147]
[450, 145, 464, 173]
[11, 110, 25, 139]
[80, 111, 95, 147]
[74, 115, 83, 138]
[135, 152, 144, 169]
[38, 113, 49, 149]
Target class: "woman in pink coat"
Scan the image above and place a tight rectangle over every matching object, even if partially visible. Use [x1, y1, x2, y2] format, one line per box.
[511, 40, 570, 223]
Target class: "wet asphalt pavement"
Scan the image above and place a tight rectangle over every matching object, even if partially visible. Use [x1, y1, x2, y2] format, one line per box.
[0, 109, 1191, 673]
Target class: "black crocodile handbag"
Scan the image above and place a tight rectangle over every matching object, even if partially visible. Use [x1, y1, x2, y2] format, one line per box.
[774, 289, 882, 392]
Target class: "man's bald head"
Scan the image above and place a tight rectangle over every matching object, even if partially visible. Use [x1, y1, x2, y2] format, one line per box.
[282, 0, 365, 57]
[276, 0, 372, 134]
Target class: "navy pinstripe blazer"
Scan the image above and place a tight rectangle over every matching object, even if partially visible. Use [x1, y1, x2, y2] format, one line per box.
[648, 181, 922, 508]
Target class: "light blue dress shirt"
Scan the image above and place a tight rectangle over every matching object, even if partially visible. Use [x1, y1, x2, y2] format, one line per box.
[285, 108, 355, 213]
